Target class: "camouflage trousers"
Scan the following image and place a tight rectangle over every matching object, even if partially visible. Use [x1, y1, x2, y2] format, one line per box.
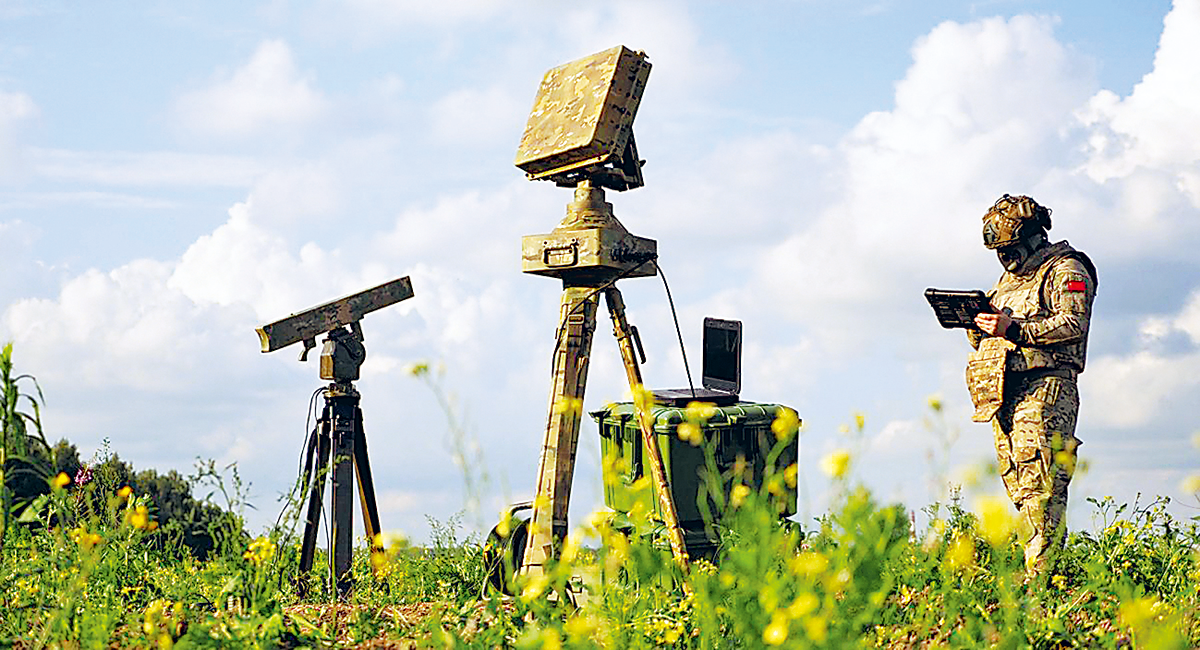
[991, 372, 1081, 575]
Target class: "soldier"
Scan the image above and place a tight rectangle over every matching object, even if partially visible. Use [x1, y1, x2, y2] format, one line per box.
[965, 194, 1097, 576]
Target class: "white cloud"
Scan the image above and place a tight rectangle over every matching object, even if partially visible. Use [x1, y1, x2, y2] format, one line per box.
[728, 15, 1099, 358]
[174, 40, 328, 139]
[3, 259, 221, 391]
[1085, 288, 1200, 429]
[1078, 0, 1200, 182]
[1085, 350, 1200, 429]
[1065, 0, 1200, 258]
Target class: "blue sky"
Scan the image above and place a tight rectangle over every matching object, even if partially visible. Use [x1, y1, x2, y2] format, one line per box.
[3, 0, 1198, 542]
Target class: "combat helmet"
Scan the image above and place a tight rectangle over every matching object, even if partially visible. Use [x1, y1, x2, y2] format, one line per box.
[981, 194, 1052, 250]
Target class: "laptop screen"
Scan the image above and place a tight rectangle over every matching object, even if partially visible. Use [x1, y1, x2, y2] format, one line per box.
[701, 317, 741, 394]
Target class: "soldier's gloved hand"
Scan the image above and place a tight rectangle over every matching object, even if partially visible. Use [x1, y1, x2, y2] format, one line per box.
[975, 311, 1014, 337]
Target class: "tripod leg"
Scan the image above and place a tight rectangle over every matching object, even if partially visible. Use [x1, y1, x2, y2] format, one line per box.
[604, 287, 691, 574]
[329, 391, 358, 597]
[298, 416, 332, 587]
[521, 286, 599, 578]
[352, 408, 384, 563]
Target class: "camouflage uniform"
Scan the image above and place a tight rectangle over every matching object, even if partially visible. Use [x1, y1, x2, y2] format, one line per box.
[967, 240, 1097, 573]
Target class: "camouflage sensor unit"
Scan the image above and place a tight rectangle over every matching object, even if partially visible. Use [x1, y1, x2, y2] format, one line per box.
[485, 45, 693, 596]
[518, 46, 657, 285]
[515, 44, 650, 191]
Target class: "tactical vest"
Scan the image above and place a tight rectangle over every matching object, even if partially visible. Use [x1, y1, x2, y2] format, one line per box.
[989, 242, 1096, 373]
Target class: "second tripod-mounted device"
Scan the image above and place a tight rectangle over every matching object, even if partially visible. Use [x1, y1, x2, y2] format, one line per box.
[256, 276, 414, 597]
[484, 45, 692, 594]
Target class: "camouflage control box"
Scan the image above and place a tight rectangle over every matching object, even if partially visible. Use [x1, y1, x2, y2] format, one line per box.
[590, 401, 799, 557]
[521, 226, 657, 281]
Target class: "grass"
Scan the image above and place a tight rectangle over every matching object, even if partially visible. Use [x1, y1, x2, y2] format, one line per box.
[1, 344, 1198, 648]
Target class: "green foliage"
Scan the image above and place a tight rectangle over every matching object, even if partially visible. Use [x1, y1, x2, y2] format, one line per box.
[1, 341, 52, 543]
[1, 346, 1197, 647]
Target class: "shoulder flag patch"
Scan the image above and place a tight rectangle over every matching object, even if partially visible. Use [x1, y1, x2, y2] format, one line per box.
[1066, 279, 1087, 292]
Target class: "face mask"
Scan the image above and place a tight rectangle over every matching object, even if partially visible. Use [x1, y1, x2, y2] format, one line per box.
[996, 243, 1029, 271]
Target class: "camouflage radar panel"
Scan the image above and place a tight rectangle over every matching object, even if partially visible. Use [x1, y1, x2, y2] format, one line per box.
[515, 45, 651, 190]
[982, 194, 1052, 250]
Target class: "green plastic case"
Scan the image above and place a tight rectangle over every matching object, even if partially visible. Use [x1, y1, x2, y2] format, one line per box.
[590, 401, 799, 556]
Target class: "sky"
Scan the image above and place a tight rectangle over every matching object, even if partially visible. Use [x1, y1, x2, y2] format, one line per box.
[2, 0, 1198, 544]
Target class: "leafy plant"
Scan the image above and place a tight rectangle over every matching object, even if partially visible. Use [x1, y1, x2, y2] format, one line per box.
[1, 341, 52, 548]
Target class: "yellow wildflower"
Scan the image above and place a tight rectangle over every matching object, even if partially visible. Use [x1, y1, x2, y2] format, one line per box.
[584, 509, 613, 533]
[730, 484, 751, 507]
[144, 599, 166, 635]
[117, 485, 133, 499]
[975, 495, 1016, 546]
[128, 504, 153, 530]
[927, 395, 943, 412]
[946, 532, 974, 570]
[820, 449, 851, 478]
[685, 401, 717, 421]
[766, 475, 785, 496]
[53, 472, 70, 489]
[677, 421, 703, 445]
[70, 526, 103, 549]
[853, 412, 865, 432]
[787, 591, 819, 617]
[560, 535, 579, 564]
[784, 463, 799, 488]
[565, 614, 599, 642]
[553, 396, 584, 415]
[771, 408, 800, 441]
[762, 611, 789, 645]
[243, 537, 275, 565]
[790, 551, 829, 578]
[631, 383, 656, 409]
[1181, 475, 1200, 495]
[1119, 595, 1163, 632]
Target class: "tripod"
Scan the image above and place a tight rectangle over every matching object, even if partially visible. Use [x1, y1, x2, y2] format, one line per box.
[518, 182, 690, 579]
[297, 326, 384, 597]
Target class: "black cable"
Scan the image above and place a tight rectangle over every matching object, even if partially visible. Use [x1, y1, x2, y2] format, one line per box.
[657, 263, 696, 397]
[539, 257, 656, 459]
[546, 257, 656, 379]
[271, 387, 325, 585]
[299, 387, 323, 479]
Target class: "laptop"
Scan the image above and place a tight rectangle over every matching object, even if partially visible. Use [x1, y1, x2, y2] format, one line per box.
[651, 317, 742, 407]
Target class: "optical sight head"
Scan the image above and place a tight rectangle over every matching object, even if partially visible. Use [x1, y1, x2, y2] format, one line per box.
[255, 276, 414, 363]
